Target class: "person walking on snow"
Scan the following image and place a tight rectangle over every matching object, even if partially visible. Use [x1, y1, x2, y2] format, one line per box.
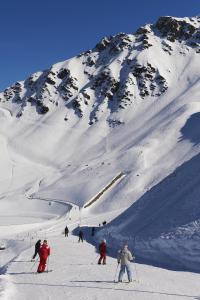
[37, 240, 50, 273]
[117, 244, 134, 282]
[64, 225, 69, 237]
[98, 239, 107, 265]
[31, 240, 41, 261]
[78, 230, 84, 242]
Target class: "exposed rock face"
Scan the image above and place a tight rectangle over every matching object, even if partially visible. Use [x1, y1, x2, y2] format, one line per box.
[154, 16, 197, 42]
[0, 15, 200, 125]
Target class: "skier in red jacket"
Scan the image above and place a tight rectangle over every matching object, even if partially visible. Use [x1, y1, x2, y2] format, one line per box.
[37, 240, 50, 273]
[98, 239, 107, 265]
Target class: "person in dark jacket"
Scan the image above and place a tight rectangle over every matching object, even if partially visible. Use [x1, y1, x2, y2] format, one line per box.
[37, 240, 50, 273]
[31, 240, 41, 261]
[64, 226, 69, 237]
[98, 239, 107, 265]
[78, 230, 84, 242]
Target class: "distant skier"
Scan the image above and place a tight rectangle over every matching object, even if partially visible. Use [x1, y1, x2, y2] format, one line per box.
[78, 230, 84, 242]
[117, 244, 134, 282]
[31, 240, 41, 261]
[37, 240, 50, 273]
[64, 225, 69, 237]
[91, 227, 95, 237]
[98, 239, 107, 265]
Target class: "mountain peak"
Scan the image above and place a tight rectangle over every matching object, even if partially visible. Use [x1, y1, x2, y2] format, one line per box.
[1, 15, 200, 126]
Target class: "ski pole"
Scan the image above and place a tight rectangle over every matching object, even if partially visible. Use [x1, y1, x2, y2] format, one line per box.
[113, 263, 119, 282]
[30, 257, 39, 271]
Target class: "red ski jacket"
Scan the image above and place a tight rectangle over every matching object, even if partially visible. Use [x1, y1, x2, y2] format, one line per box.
[39, 244, 50, 259]
[99, 242, 106, 254]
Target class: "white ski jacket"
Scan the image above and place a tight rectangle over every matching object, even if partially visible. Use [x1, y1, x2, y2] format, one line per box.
[117, 248, 134, 265]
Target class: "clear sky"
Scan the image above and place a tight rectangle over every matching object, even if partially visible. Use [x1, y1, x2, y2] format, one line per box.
[0, 0, 200, 91]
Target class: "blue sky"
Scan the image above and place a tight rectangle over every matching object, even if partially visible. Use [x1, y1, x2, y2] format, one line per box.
[0, 0, 200, 91]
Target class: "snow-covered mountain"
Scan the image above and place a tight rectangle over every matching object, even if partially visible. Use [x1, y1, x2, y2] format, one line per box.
[1, 16, 200, 272]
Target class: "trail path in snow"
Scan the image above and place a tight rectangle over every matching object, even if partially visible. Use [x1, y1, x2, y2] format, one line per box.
[5, 234, 200, 300]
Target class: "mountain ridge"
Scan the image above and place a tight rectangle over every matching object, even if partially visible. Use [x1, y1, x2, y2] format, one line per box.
[1, 15, 200, 127]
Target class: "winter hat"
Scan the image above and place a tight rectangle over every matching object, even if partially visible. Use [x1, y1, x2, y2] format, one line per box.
[103, 239, 106, 243]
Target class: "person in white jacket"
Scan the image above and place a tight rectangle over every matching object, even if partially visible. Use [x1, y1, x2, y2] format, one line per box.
[117, 244, 134, 282]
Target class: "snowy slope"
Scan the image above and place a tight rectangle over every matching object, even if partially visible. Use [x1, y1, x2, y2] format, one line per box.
[2, 231, 200, 300]
[0, 16, 200, 297]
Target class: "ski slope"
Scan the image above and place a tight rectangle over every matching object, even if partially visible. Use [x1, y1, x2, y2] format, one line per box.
[1, 214, 200, 300]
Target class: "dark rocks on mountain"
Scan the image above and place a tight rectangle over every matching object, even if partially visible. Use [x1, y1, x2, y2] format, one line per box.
[154, 16, 196, 42]
[39, 105, 49, 114]
[135, 26, 151, 35]
[107, 119, 124, 127]
[12, 82, 22, 91]
[16, 111, 22, 118]
[130, 62, 167, 98]
[57, 68, 70, 79]
[36, 100, 49, 114]
[25, 76, 35, 87]
[142, 38, 153, 49]
[46, 77, 56, 85]
[3, 88, 14, 101]
[77, 50, 92, 58]
[72, 99, 83, 117]
[162, 41, 173, 55]
[58, 71, 79, 101]
[82, 90, 90, 100]
[85, 57, 95, 67]
[95, 33, 132, 54]
[95, 36, 112, 51]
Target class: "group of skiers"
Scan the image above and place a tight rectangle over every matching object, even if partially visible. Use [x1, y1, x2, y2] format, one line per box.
[32, 226, 134, 282]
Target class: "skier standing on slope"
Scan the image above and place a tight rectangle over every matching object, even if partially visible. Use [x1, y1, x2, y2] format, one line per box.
[37, 240, 50, 273]
[117, 243, 134, 282]
[78, 230, 84, 242]
[98, 239, 107, 265]
[31, 240, 41, 261]
[64, 225, 69, 237]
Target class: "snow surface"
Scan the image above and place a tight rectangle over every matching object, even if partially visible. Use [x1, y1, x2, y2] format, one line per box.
[1, 213, 200, 300]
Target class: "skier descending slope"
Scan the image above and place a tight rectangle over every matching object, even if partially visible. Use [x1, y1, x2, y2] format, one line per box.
[98, 239, 107, 265]
[37, 240, 50, 273]
[117, 243, 134, 282]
